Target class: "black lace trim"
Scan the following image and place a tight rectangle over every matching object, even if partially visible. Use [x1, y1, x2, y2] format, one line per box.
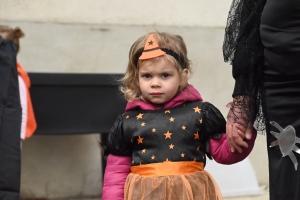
[223, 0, 268, 132]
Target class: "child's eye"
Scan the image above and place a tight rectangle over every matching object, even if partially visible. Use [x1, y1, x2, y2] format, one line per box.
[142, 74, 151, 79]
[162, 73, 170, 78]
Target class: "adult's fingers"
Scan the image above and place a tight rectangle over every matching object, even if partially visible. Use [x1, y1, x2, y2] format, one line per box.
[226, 121, 246, 153]
[235, 123, 246, 133]
[232, 124, 248, 152]
[245, 122, 254, 140]
[226, 122, 236, 152]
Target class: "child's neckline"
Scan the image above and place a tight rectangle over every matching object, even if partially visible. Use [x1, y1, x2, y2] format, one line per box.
[126, 100, 204, 113]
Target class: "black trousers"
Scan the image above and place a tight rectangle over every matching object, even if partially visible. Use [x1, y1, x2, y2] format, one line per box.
[0, 37, 21, 200]
[264, 76, 300, 200]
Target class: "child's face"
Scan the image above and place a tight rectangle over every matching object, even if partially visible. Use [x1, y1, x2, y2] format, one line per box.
[138, 57, 183, 105]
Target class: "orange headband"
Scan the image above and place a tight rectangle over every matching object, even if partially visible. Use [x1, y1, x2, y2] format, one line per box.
[136, 34, 187, 69]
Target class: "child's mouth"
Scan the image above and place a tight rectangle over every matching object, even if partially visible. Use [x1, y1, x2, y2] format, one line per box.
[151, 92, 162, 96]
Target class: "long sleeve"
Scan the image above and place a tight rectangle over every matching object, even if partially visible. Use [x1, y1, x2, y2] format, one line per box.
[102, 115, 132, 199]
[223, 0, 266, 98]
[201, 102, 257, 164]
[106, 115, 132, 156]
[102, 154, 131, 200]
[223, 0, 267, 129]
[201, 102, 256, 164]
[201, 102, 226, 158]
[209, 129, 257, 164]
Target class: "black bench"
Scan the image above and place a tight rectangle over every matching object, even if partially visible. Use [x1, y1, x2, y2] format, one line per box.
[28, 72, 127, 173]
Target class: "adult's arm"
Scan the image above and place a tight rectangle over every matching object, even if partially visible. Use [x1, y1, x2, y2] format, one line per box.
[223, 0, 266, 152]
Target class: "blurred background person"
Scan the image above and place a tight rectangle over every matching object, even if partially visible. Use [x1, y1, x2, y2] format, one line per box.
[0, 29, 21, 200]
[0, 25, 37, 142]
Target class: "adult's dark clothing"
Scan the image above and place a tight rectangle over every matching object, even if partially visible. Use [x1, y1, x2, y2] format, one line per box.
[223, 0, 300, 199]
[261, 0, 300, 199]
[0, 37, 21, 200]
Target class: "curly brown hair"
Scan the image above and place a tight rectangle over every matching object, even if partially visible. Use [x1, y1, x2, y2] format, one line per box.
[120, 31, 192, 102]
[0, 25, 25, 53]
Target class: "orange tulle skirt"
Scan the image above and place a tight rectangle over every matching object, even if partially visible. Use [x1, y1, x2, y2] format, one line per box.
[124, 162, 222, 200]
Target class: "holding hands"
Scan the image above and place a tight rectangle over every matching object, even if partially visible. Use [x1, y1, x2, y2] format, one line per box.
[226, 96, 255, 153]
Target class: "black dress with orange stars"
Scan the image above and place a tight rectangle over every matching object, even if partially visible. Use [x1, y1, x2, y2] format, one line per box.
[107, 101, 225, 200]
[108, 101, 225, 165]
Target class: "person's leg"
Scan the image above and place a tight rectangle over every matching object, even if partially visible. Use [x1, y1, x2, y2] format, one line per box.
[265, 80, 300, 200]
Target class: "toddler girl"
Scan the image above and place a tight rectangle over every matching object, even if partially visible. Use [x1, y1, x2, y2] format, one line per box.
[102, 31, 257, 200]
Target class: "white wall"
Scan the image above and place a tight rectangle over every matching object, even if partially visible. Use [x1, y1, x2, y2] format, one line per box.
[0, 0, 231, 27]
[0, 1, 269, 199]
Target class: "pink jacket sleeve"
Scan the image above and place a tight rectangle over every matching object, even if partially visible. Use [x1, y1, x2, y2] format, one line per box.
[102, 154, 131, 200]
[209, 128, 257, 164]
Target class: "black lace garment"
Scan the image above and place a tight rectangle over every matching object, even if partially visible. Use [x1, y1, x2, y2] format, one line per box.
[223, 0, 267, 131]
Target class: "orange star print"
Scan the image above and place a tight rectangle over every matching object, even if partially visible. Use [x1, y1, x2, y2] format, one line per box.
[194, 132, 200, 140]
[137, 136, 144, 144]
[164, 131, 172, 139]
[136, 113, 143, 120]
[193, 106, 201, 113]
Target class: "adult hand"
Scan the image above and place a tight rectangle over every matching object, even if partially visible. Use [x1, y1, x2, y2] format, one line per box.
[226, 100, 254, 153]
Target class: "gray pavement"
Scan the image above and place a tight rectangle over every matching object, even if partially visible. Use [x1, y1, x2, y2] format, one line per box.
[224, 188, 269, 200]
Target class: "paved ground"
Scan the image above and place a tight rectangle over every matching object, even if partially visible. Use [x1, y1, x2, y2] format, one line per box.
[224, 186, 269, 200]
[225, 193, 269, 200]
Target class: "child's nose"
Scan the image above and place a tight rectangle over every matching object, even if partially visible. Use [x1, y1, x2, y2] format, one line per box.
[151, 77, 161, 87]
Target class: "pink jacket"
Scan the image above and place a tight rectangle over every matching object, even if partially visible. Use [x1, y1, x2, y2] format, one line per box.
[102, 84, 257, 199]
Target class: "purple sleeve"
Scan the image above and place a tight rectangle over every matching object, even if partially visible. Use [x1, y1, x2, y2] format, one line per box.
[102, 154, 131, 200]
[209, 129, 257, 164]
